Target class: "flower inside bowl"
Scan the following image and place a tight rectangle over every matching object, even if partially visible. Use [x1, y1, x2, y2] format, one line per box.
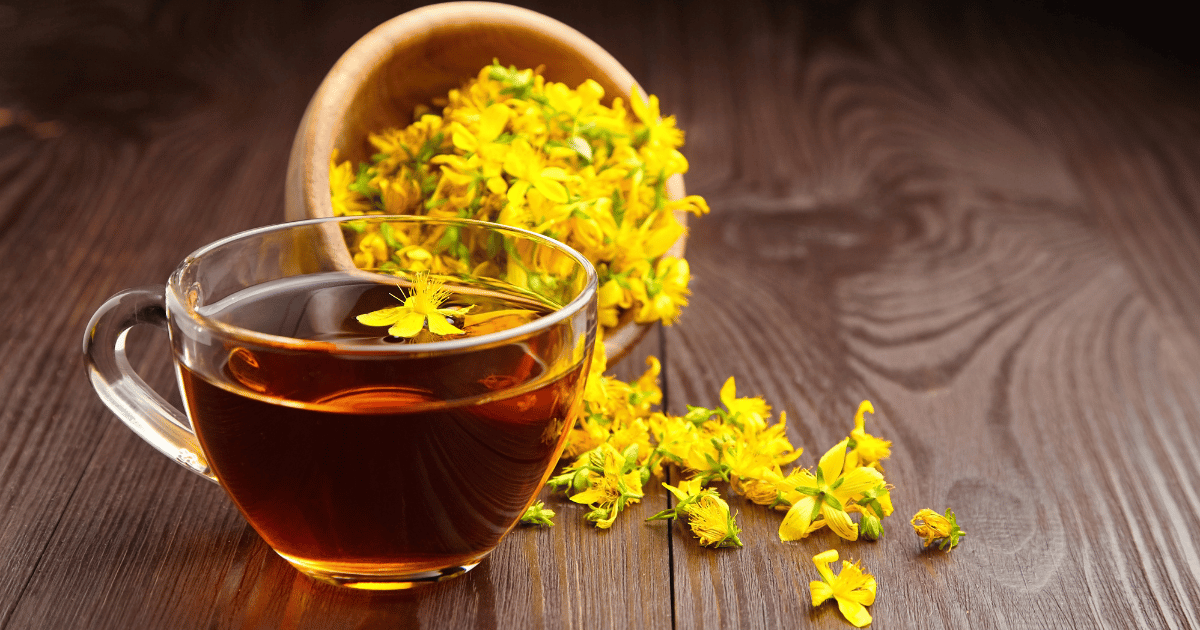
[285, 1, 692, 363]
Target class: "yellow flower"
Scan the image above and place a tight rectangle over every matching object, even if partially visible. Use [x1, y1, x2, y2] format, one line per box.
[778, 438, 884, 541]
[629, 89, 685, 153]
[847, 482, 894, 540]
[630, 257, 692, 325]
[564, 443, 646, 529]
[846, 400, 891, 471]
[911, 508, 966, 551]
[646, 411, 698, 477]
[719, 377, 771, 429]
[739, 472, 790, 509]
[503, 137, 570, 207]
[597, 276, 635, 328]
[562, 349, 661, 465]
[810, 550, 876, 628]
[562, 415, 610, 459]
[353, 231, 388, 269]
[725, 429, 801, 494]
[633, 357, 663, 411]
[687, 494, 742, 548]
[648, 479, 742, 547]
[355, 272, 472, 337]
[368, 113, 447, 175]
[379, 175, 422, 214]
[329, 151, 371, 216]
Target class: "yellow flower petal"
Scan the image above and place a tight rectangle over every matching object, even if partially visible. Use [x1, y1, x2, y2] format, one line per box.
[479, 103, 511, 142]
[810, 581, 835, 607]
[779, 496, 817, 541]
[426, 312, 465, 336]
[812, 549, 839, 578]
[532, 176, 568, 204]
[821, 504, 859, 541]
[854, 400, 875, 433]
[837, 466, 885, 497]
[818, 438, 850, 483]
[356, 305, 407, 327]
[507, 180, 531, 209]
[837, 599, 873, 628]
[570, 487, 610, 505]
[388, 311, 427, 338]
[719, 376, 737, 410]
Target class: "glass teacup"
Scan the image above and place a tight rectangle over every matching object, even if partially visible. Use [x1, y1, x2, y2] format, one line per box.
[84, 216, 596, 589]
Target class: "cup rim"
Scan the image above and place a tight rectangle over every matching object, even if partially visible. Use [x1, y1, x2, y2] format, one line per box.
[167, 215, 598, 355]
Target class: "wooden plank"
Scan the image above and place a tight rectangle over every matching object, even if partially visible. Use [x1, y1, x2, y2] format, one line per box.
[664, 2, 1200, 628]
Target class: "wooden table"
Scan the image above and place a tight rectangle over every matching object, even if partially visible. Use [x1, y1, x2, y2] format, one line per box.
[3, 1, 1198, 627]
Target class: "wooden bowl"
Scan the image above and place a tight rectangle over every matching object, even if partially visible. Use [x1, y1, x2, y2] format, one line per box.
[285, 1, 686, 364]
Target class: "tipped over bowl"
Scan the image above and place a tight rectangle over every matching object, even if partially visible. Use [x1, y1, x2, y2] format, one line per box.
[285, 1, 687, 363]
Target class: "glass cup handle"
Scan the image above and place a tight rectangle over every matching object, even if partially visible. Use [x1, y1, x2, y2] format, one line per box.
[83, 287, 217, 483]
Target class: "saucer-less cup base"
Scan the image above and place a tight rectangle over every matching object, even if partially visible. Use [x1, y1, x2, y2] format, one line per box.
[279, 552, 481, 590]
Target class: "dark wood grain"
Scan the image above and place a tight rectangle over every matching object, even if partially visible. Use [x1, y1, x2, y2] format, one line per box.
[2, 0, 1199, 628]
[661, 2, 1200, 628]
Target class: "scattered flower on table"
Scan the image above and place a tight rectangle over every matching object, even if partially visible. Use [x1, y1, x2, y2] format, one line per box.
[647, 478, 742, 548]
[911, 508, 966, 551]
[775, 437, 886, 542]
[810, 549, 877, 627]
[550, 442, 646, 529]
[846, 400, 891, 472]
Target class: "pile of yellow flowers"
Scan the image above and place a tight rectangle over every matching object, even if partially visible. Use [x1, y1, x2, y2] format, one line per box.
[329, 61, 709, 331]
[536, 334, 965, 627]
[546, 334, 897, 546]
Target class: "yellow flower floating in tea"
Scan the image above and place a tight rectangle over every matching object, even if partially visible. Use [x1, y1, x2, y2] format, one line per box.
[330, 61, 709, 331]
[355, 271, 472, 337]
